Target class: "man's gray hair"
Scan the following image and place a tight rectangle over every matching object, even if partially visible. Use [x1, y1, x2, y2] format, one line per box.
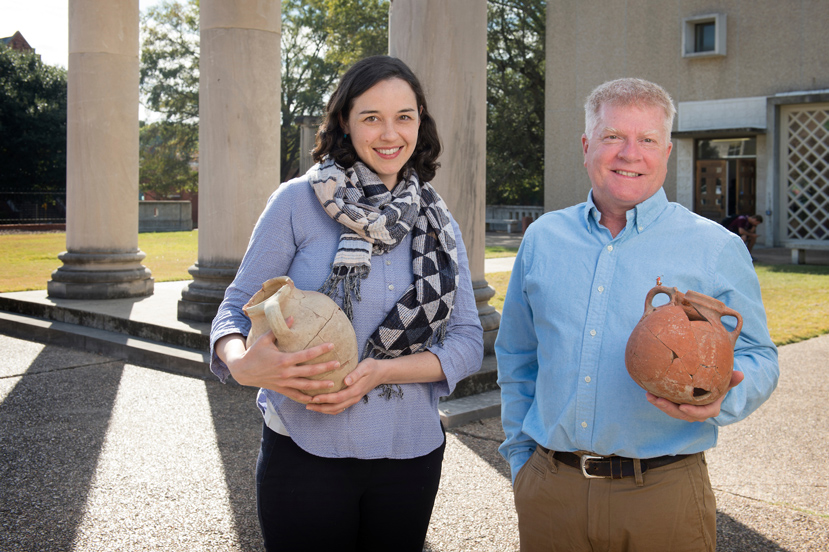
[584, 78, 676, 139]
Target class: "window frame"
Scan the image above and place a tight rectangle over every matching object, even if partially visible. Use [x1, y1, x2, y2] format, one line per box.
[682, 13, 727, 58]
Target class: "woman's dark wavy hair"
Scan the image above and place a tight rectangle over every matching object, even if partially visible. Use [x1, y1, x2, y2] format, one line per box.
[312, 55, 442, 183]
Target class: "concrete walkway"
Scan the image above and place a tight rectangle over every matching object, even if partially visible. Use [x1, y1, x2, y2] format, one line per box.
[1, 332, 828, 551]
[1, 231, 828, 550]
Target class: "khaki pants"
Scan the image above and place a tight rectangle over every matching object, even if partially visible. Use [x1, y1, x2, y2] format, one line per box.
[514, 448, 716, 552]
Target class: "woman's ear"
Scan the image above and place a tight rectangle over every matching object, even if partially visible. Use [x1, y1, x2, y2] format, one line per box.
[339, 114, 349, 135]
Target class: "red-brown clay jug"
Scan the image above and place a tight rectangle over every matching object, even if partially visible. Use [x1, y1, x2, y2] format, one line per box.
[625, 285, 743, 405]
[243, 276, 359, 403]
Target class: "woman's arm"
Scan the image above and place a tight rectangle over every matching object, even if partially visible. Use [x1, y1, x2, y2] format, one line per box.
[305, 350, 445, 414]
[215, 328, 344, 404]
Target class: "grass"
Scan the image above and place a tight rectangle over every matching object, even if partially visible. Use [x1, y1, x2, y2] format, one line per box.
[753, 263, 829, 346]
[1, 231, 827, 347]
[0, 230, 198, 292]
[485, 245, 520, 259]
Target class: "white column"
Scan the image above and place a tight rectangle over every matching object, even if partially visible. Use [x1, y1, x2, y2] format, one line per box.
[49, 0, 153, 299]
[389, 0, 499, 352]
[178, 0, 282, 322]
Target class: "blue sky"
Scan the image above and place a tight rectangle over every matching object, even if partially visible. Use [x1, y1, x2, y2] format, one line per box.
[1, 0, 163, 68]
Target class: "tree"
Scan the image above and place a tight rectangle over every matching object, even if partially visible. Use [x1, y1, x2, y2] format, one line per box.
[280, 0, 388, 180]
[139, 121, 199, 198]
[486, 0, 545, 206]
[140, 0, 199, 123]
[139, 0, 389, 186]
[0, 46, 67, 194]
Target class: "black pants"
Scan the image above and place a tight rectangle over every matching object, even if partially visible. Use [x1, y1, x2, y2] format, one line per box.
[255, 424, 445, 552]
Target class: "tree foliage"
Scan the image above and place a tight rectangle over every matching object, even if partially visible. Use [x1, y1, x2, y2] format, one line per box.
[139, 0, 200, 198]
[487, 0, 545, 206]
[280, 0, 388, 180]
[0, 46, 67, 193]
[140, 0, 199, 123]
[139, 0, 389, 188]
[139, 121, 199, 198]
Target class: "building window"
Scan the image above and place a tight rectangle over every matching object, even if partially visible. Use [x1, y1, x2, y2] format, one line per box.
[694, 22, 715, 52]
[683, 14, 726, 58]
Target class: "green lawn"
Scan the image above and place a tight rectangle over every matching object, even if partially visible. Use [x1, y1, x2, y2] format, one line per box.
[485, 262, 829, 348]
[1, 231, 827, 347]
[0, 230, 198, 292]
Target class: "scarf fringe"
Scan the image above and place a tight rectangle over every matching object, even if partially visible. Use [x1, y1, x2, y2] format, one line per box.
[319, 266, 365, 320]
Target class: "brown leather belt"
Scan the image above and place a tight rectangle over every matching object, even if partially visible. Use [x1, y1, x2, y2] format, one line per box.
[539, 447, 690, 479]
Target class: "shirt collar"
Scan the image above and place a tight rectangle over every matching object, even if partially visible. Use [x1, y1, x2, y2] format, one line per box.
[583, 187, 668, 235]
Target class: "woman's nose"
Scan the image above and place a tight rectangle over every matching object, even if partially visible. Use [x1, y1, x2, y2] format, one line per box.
[380, 120, 398, 140]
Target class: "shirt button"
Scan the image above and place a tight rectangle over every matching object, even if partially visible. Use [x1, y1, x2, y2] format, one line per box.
[607, 245, 614, 252]
[385, 260, 391, 265]
[598, 286, 604, 293]
[388, 284, 395, 291]
[590, 329, 597, 336]
[585, 376, 592, 383]
[638, 226, 644, 231]
[581, 422, 588, 428]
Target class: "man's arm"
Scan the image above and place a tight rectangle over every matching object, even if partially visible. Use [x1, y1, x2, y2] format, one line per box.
[496, 244, 541, 484]
[648, 236, 778, 424]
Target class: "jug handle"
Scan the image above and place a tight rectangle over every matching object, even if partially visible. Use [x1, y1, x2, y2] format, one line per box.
[263, 295, 291, 341]
[643, 285, 678, 316]
[720, 305, 743, 346]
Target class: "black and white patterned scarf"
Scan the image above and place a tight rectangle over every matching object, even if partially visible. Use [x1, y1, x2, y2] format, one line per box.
[309, 158, 458, 397]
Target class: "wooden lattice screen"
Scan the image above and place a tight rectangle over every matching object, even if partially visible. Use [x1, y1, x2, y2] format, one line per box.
[781, 103, 829, 242]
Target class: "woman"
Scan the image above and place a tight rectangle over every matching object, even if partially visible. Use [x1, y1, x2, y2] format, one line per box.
[210, 55, 483, 551]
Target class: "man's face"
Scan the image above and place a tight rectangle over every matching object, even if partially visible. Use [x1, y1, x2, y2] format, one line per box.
[582, 103, 673, 216]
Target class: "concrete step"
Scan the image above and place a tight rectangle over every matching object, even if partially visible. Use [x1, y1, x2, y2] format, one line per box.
[0, 310, 211, 380]
[439, 389, 501, 428]
[0, 284, 501, 425]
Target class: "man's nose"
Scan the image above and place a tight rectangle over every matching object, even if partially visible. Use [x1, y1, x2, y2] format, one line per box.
[618, 139, 643, 161]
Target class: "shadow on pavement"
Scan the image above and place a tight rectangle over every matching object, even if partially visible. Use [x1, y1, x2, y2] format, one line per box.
[204, 380, 264, 550]
[717, 512, 788, 551]
[0, 352, 125, 552]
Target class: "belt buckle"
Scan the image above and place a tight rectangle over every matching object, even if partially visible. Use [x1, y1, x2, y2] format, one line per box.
[579, 454, 607, 479]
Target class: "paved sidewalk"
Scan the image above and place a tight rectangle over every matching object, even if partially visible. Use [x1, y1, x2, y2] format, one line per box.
[2, 331, 828, 551]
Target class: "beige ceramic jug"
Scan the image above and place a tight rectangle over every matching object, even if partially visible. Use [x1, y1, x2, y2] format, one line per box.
[625, 285, 743, 405]
[243, 276, 359, 403]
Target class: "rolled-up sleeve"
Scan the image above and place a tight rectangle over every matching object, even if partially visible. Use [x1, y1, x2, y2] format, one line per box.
[427, 219, 484, 397]
[209, 186, 298, 383]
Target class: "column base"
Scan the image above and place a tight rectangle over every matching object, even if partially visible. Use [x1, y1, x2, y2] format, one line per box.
[47, 250, 154, 300]
[473, 279, 501, 355]
[177, 262, 238, 323]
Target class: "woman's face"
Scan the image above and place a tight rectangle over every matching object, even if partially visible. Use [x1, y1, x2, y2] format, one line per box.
[342, 78, 420, 190]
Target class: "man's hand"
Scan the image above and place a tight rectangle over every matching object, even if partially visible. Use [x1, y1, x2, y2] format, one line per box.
[646, 370, 744, 422]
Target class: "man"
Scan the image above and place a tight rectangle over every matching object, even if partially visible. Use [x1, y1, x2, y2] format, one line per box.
[726, 213, 763, 255]
[496, 78, 779, 552]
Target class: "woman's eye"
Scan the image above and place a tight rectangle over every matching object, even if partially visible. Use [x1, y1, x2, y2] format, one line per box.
[364, 116, 377, 122]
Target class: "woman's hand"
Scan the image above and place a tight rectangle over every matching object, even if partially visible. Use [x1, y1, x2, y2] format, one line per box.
[646, 370, 745, 422]
[304, 357, 388, 415]
[216, 322, 341, 404]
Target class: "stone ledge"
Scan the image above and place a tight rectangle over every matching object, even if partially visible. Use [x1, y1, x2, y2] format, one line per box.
[439, 389, 501, 429]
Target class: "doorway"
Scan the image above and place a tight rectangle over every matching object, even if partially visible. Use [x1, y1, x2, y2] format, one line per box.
[694, 137, 757, 222]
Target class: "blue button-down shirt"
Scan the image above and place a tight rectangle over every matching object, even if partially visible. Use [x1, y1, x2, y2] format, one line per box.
[496, 188, 779, 482]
